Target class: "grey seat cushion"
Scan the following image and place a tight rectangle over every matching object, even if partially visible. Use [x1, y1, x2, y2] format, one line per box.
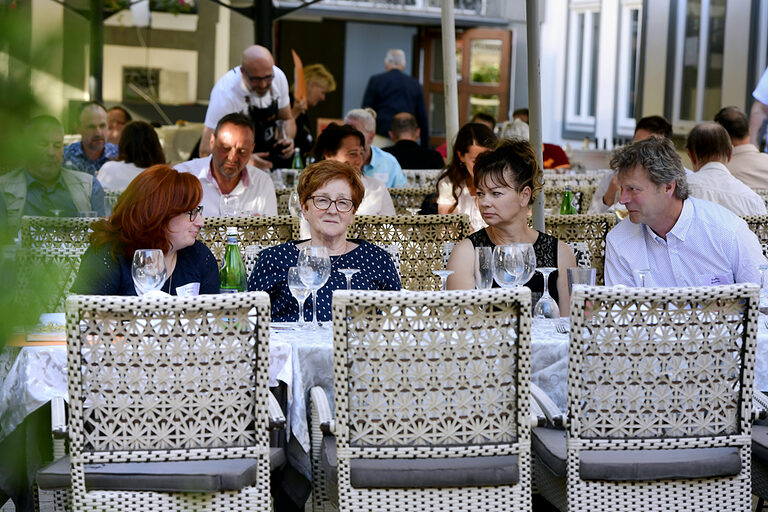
[322, 435, 518, 489]
[753, 425, 768, 463]
[38, 448, 285, 492]
[532, 427, 741, 481]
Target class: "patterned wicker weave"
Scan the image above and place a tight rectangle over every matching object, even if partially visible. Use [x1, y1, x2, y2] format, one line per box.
[388, 186, 434, 214]
[403, 169, 441, 188]
[346, 214, 470, 290]
[541, 173, 606, 188]
[20, 216, 96, 249]
[103, 189, 124, 204]
[742, 215, 768, 259]
[540, 213, 615, 285]
[534, 284, 759, 511]
[14, 247, 85, 313]
[199, 216, 298, 264]
[754, 189, 768, 212]
[65, 292, 273, 511]
[542, 185, 597, 214]
[331, 288, 532, 511]
[276, 188, 294, 216]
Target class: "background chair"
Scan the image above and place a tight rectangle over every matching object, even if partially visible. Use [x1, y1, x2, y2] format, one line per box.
[532, 283, 759, 511]
[311, 288, 533, 511]
[36, 292, 280, 511]
[402, 169, 441, 188]
[542, 185, 597, 214]
[199, 216, 298, 265]
[742, 214, 768, 259]
[346, 214, 470, 290]
[535, 213, 615, 284]
[387, 186, 433, 214]
[13, 246, 85, 313]
[275, 188, 294, 216]
[20, 216, 95, 250]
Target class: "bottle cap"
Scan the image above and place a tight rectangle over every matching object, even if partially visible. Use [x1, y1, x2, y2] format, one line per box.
[226, 226, 238, 235]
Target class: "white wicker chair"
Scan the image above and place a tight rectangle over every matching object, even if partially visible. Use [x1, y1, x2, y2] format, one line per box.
[532, 284, 760, 511]
[311, 288, 533, 511]
[36, 292, 282, 511]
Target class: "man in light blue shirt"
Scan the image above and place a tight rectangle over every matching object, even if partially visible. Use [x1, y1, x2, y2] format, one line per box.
[604, 136, 765, 287]
[344, 108, 406, 187]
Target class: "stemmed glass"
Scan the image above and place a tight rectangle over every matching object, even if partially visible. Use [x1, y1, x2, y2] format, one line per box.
[288, 190, 302, 218]
[287, 266, 310, 328]
[534, 267, 560, 319]
[514, 243, 537, 287]
[432, 269, 454, 290]
[298, 246, 331, 328]
[492, 245, 523, 288]
[633, 268, 652, 287]
[759, 264, 768, 314]
[474, 247, 494, 289]
[220, 195, 240, 217]
[405, 207, 420, 215]
[131, 249, 167, 295]
[339, 269, 360, 290]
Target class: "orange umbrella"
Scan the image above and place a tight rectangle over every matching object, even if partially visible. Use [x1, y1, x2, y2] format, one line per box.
[292, 49, 306, 103]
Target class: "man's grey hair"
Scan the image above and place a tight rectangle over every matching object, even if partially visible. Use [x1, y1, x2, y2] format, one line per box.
[610, 136, 689, 200]
[344, 108, 376, 134]
[385, 49, 406, 69]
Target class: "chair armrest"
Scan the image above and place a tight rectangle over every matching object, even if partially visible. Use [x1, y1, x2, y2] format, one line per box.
[268, 392, 286, 430]
[531, 383, 566, 428]
[51, 396, 67, 439]
[310, 386, 334, 435]
[754, 390, 768, 422]
[530, 395, 547, 427]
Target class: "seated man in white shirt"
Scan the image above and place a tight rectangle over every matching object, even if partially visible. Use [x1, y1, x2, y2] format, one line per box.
[685, 122, 766, 216]
[715, 106, 768, 189]
[605, 136, 765, 287]
[175, 112, 277, 216]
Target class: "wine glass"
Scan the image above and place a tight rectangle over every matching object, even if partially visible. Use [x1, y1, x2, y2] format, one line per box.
[474, 247, 494, 289]
[339, 269, 360, 290]
[432, 269, 454, 290]
[534, 267, 560, 319]
[288, 189, 302, 218]
[759, 264, 768, 315]
[220, 195, 240, 217]
[514, 243, 537, 287]
[633, 268, 651, 287]
[131, 249, 167, 295]
[287, 266, 310, 328]
[298, 246, 331, 328]
[492, 245, 523, 288]
[405, 207, 420, 215]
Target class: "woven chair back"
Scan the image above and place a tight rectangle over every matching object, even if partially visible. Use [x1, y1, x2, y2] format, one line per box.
[541, 185, 597, 214]
[14, 246, 85, 312]
[200, 216, 298, 265]
[346, 214, 470, 290]
[388, 186, 434, 215]
[20, 216, 96, 249]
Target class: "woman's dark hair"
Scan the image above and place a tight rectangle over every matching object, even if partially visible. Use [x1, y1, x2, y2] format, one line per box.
[90, 164, 202, 259]
[117, 121, 165, 168]
[311, 123, 365, 162]
[473, 138, 542, 206]
[437, 123, 497, 203]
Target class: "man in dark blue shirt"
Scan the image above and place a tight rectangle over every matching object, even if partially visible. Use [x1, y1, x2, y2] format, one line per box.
[362, 49, 430, 148]
[62, 102, 118, 175]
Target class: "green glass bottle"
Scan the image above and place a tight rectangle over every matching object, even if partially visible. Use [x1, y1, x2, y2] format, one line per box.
[219, 227, 246, 293]
[291, 148, 304, 170]
[560, 185, 578, 215]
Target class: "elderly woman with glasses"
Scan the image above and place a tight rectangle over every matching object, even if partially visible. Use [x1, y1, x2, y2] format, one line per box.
[248, 160, 400, 322]
[71, 164, 219, 295]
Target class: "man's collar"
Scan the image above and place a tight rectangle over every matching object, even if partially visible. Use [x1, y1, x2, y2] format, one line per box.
[696, 160, 730, 174]
[733, 144, 760, 155]
[205, 157, 250, 192]
[24, 167, 63, 190]
[645, 198, 692, 243]
[364, 145, 380, 170]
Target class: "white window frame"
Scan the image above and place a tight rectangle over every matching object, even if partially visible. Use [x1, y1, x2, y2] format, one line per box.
[615, 0, 642, 136]
[670, 0, 726, 131]
[565, 0, 601, 134]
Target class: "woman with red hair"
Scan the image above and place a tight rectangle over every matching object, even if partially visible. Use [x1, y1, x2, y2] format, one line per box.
[72, 164, 219, 295]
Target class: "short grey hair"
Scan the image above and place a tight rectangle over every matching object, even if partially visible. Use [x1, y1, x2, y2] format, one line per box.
[385, 49, 406, 68]
[610, 136, 689, 200]
[344, 108, 376, 134]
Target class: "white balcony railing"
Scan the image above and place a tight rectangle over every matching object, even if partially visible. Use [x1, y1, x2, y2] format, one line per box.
[288, 0, 486, 16]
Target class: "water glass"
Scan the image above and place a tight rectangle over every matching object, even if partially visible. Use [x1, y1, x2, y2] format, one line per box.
[131, 249, 167, 295]
[514, 243, 537, 286]
[287, 266, 311, 327]
[474, 247, 494, 289]
[567, 267, 596, 295]
[534, 267, 560, 319]
[492, 245, 523, 288]
[298, 246, 331, 327]
[220, 195, 240, 217]
[288, 189, 302, 218]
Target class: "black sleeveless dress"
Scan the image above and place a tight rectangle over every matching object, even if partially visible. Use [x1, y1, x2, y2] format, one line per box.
[468, 228, 560, 306]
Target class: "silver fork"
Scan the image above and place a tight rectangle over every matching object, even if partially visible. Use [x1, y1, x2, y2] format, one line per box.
[555, 321, 569, 334]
